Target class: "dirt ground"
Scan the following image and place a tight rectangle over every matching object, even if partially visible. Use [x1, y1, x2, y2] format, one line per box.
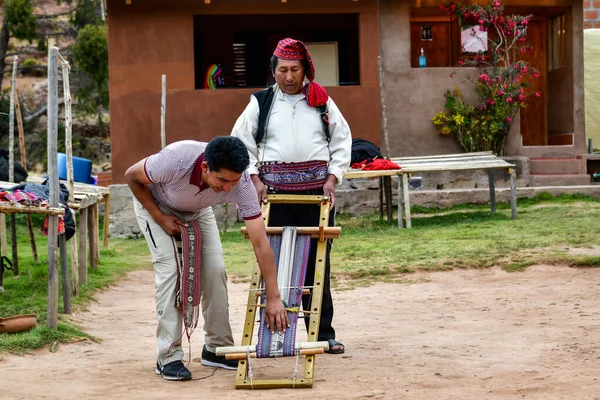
[3, 265, 600, 400]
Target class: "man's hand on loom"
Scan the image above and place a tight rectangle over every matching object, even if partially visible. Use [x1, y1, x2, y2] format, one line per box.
[265, 297, 289, 333]
[251, 175, 268, 204]
[323, 175, 337, 208]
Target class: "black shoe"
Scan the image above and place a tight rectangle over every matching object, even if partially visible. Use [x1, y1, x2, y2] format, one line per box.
[201, 345, 238, 370]
[156, 360, 192, 381]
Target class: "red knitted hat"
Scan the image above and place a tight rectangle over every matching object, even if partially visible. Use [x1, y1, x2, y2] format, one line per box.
[273, 38, 328, 107]
[273, 38, 316, 81]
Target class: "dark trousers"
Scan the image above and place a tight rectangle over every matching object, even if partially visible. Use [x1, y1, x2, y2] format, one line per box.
[267, 189, 336, 341]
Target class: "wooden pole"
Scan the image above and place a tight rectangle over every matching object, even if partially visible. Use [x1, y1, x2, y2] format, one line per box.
[14, 92, 26, 168]
[9, 56, 19, 276]
[59, 234, 72, 314]
[161, 74, 166, 149]
[88, 203, 99, 269]
[0, 215, 7, 258]
[62, 59, 79, 296]
[102, 193, 110, 248]
[47, 43, 60, 330]
[376, 1, 391, 160]
[15, 92, 39, 263]
[78, 207, 88, 286]
[9, 56, 17, 184]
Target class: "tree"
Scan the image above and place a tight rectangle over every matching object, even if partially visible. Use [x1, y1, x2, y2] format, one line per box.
[0, 0, 38, 89]
[71, 23, 108, 124]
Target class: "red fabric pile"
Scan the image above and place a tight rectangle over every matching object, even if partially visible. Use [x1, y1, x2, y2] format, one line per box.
[351, 158, 401, 171]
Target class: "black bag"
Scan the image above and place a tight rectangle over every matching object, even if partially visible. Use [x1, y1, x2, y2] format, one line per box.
[0, 148, 28, 183]
[351, 138, 383, 164]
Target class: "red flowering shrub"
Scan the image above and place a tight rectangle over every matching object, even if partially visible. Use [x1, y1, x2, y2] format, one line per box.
[432, 1, 540, 154]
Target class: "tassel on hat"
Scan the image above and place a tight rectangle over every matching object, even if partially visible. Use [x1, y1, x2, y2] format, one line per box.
[273, 38, 329, 108]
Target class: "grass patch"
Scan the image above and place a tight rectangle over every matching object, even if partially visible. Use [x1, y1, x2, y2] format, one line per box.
[0, 214, 150, 354]
[2, 192, 600, 354]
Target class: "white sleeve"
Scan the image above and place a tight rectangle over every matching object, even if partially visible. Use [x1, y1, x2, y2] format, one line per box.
[231, 96, 260, 176]
[326, 98, 352, 185]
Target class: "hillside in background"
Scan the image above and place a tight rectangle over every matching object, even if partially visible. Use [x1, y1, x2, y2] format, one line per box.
[0, 0, 110, 177]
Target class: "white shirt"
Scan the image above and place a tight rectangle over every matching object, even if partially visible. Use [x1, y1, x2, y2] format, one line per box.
[231, 85, 352, 184]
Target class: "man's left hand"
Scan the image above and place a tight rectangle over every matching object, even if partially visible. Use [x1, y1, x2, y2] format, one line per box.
[323, 175, 338, 208]
[265, 296, 289, 333]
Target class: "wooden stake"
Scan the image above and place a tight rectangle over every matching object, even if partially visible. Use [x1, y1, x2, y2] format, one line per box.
[15, 92, 39, 263]
[14, 92, 26, 167]
[0, 214, 7, 257]
[59, 234, 72, 314]
[78, 207, 88, 286]
[8, 56, 19, 275]
[102, 193, 110, 248]
[62, 58, 79, 296]
[161, 74, 166, 149]
[47, 43, 60, 330]
[88, 203, 99, 269]
[8, 56, 17, 184]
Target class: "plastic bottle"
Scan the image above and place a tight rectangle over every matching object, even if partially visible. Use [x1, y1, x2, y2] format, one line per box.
[419, 48, 427, 68]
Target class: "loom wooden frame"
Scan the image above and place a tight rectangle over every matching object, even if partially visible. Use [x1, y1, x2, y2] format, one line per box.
[234, 194, 337, 389]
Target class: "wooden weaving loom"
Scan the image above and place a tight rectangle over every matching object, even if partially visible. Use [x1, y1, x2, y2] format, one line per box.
[216, 194, 341, 389]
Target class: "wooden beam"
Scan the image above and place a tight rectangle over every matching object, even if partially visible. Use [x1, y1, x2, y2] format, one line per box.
[412, 0, 576, 7]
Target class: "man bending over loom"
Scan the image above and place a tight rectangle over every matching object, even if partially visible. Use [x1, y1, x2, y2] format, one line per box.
[125, 136, 287, 381]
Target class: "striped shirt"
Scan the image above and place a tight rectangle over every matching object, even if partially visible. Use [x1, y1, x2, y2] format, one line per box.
[144, 140, 261, 220]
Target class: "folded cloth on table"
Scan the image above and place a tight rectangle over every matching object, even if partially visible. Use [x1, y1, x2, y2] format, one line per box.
[351, 158, 401, 171]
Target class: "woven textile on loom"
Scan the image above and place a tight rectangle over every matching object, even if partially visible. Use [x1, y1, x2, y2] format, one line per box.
[256, 228, 311, 358]
[174, 220, 203, 335]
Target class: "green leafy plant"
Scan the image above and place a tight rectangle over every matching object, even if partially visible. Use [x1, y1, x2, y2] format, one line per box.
[71, 24, 109, 125]
[433, 0, 540, 154]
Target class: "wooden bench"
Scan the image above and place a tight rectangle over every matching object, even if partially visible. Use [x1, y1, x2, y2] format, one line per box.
[344, 152, 518, 228]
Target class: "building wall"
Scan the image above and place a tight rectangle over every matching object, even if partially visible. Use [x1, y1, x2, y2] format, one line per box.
[584, 0, 600, 28]
[106, 0, 380, 184]
[379, 0, 585, 159]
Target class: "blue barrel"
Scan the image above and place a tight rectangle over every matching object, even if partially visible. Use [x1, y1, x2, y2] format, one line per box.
[57, 153, 94, 184]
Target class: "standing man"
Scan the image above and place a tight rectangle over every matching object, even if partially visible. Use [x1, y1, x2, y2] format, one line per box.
[231, 38, 352, 354]
[125, 136, 288, 381]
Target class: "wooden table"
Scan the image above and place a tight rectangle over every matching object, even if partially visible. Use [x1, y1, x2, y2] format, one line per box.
[344, 152, 518, 228]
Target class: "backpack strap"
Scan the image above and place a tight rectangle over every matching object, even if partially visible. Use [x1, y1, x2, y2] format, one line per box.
[316, 104, 331, 143]
[252, 87, 276, 145]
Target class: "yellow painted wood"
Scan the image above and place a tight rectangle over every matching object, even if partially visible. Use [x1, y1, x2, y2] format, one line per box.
[234, 195, 335, 389]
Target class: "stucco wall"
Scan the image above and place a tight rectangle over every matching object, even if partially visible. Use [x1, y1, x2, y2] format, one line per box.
[106, 0, 380, 184]
[378, 0, 584, 158]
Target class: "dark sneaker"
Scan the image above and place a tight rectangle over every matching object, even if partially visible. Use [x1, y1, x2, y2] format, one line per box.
[156, 360, 192, 381]
[201, 345, 238, 370]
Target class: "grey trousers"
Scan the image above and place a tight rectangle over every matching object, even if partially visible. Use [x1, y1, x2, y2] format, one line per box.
[133, 199, 234, 365]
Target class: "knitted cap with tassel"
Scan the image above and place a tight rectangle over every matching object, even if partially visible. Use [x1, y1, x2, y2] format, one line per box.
[273, 38, 329, 108]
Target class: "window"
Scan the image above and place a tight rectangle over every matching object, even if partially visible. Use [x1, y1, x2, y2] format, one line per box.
[193, 14, 360, 89]
[461, 25, 488, 53]
[549, 14, 566, 70]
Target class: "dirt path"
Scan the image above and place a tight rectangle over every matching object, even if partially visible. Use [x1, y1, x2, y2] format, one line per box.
[3, 265, 600, 400]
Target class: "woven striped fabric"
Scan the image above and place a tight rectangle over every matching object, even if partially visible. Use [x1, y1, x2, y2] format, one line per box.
[256, 232, 311, 358]
[258, 161, 328, 192]
[175, 220, 203, 333]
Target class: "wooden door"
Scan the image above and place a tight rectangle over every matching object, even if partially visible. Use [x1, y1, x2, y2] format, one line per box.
[519, 20, 548, 146]
[410, 21, 451, 68]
